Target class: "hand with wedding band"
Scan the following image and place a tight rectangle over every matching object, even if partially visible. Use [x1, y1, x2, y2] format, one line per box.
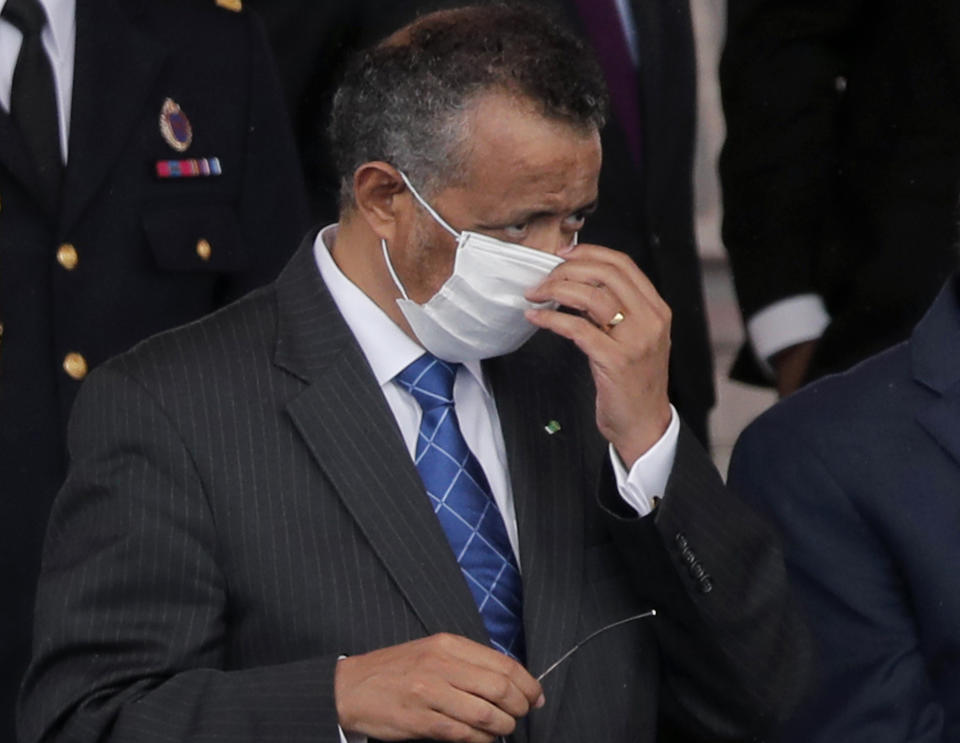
[524, 243, 672, 467]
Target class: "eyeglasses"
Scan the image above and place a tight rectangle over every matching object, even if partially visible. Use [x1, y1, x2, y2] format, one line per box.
[497, 609, 657, 743]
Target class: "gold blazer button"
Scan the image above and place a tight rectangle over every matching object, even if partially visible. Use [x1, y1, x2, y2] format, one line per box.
[63, 352, 88, 381]
[57, 244, 79, 271]
[196, 238, 212, 262]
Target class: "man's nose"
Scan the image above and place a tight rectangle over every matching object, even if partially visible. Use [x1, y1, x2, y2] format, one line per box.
[526, 228, 576, 255]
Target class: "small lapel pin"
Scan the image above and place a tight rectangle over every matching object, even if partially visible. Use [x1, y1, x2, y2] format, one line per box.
[544, 420, 562, 435]
[159, 98, 193, 153]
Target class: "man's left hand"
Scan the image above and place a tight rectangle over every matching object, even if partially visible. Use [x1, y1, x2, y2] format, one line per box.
[525, 243, 672, 468]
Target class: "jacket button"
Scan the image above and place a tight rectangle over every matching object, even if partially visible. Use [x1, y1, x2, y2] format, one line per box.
[63, 352, 88, 380]
[674, 533, 688, 550]
[699, 577, 713, 594]
[57, 243, 79, 271]
[196, 238, 212, 261]
[690, 563, 706, 580]
[683, 549, 696, 566]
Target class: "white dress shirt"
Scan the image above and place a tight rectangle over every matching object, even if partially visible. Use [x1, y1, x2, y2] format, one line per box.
[0, 0, 75, 162]
[315, 224, 678, 742]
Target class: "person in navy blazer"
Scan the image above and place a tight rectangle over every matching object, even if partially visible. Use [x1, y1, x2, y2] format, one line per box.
[19, 6, 810, 742]
[0, 0, 307, 737]
[729, 274, 960, 741]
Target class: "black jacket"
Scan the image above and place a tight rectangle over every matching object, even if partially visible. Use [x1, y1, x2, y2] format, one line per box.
[720, 0, 960, 384]
[20, 236, 810, 743]
[0, 0, 307, 734]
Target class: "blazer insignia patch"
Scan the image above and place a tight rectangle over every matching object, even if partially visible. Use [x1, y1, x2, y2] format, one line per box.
[159, 98, 193, 153]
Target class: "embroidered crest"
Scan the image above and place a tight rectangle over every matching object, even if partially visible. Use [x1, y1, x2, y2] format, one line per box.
[159, 98, 193, 153]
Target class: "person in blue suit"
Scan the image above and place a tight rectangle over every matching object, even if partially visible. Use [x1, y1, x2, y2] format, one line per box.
[729, 274, 960, 741]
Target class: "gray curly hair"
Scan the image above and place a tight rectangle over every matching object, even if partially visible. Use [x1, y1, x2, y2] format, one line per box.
[329, 3, 609, 207]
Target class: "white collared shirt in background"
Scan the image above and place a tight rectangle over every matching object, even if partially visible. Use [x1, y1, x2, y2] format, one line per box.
[0, 0, 76, 161]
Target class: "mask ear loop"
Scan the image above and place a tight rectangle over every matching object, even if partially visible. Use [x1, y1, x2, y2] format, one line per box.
[380, 238, 411, 301]
[384, 171, 465, 301]
[398, 170, 461, 239]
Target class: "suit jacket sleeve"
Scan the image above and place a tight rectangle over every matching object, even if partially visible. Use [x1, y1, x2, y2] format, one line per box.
[598, 425, 814, 740]
[718, 0, 867, 321]
[728, 411, 947, 742]
[18, 365, 342, 743]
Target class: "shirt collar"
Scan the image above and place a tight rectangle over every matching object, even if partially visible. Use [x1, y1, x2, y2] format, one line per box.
[42, 0, 75, 60]
[313, 224, 490, 393]
[0, 0, 75, 59]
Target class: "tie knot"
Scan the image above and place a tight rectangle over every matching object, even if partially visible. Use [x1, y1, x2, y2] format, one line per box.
[396, 354, 460, 411]
[2, 0, 48, 35]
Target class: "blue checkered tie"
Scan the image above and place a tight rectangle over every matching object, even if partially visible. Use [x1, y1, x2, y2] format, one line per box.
[396, 354, 526, 662]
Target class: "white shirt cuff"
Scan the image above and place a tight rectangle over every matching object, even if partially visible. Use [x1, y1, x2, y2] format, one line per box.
[608, 405, 679, 516]
[339, 728, 365, 743]
[747, 294, 831, 375]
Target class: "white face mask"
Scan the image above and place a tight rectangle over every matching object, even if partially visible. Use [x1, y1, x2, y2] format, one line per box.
[381, 172, 568, 362]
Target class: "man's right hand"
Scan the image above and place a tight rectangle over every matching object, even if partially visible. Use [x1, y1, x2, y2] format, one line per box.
[334, 634, 545, 742]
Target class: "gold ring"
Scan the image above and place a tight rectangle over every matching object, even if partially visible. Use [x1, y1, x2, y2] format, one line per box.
[604, 311, 625, 332]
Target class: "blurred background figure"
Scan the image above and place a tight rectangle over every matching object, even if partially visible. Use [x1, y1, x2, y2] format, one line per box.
[729, 273, 960, 741]
[719, 0, 960, 397]
[0, 0, 307, 735]
[247, 0, 716, 446]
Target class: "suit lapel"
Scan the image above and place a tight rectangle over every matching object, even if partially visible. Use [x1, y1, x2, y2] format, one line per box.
[917, 392, 960, 469]
[60, 0, 165, 232]
[276, 239, 489, 645]
[914, 275, 960, 468]
[486, 337, 586, 743]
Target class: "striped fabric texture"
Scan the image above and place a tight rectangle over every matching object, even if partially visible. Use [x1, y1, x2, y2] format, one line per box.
[19, 235, 811, 743]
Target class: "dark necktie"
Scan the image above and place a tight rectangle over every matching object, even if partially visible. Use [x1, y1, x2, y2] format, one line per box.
[396, 354, 526, 662]
[3, 0, 63, 205]
[573, 0, 643, 166]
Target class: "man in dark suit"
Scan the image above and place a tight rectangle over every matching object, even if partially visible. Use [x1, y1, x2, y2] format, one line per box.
[20, 7, 809, 742]
[248, 0, 715, 445]
[719, 0, 960, 396]
[729, 275, 960, 740]
[0, 0, 307, 736]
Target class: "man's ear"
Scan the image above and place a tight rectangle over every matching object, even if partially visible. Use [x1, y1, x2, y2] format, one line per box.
[352, 162, 409, 243]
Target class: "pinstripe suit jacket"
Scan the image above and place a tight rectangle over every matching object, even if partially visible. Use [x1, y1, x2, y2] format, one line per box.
[19, 235, 811, 743]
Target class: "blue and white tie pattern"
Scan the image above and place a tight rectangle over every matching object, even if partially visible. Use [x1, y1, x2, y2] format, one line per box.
[396, 354, 526, 662]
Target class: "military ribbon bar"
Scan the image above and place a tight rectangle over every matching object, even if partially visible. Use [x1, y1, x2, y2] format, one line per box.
[155, 157, 222, 179]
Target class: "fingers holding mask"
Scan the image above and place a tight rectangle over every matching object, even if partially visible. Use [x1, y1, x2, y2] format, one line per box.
[526, 244, 669, 330]
[524, 244, 672, 464]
